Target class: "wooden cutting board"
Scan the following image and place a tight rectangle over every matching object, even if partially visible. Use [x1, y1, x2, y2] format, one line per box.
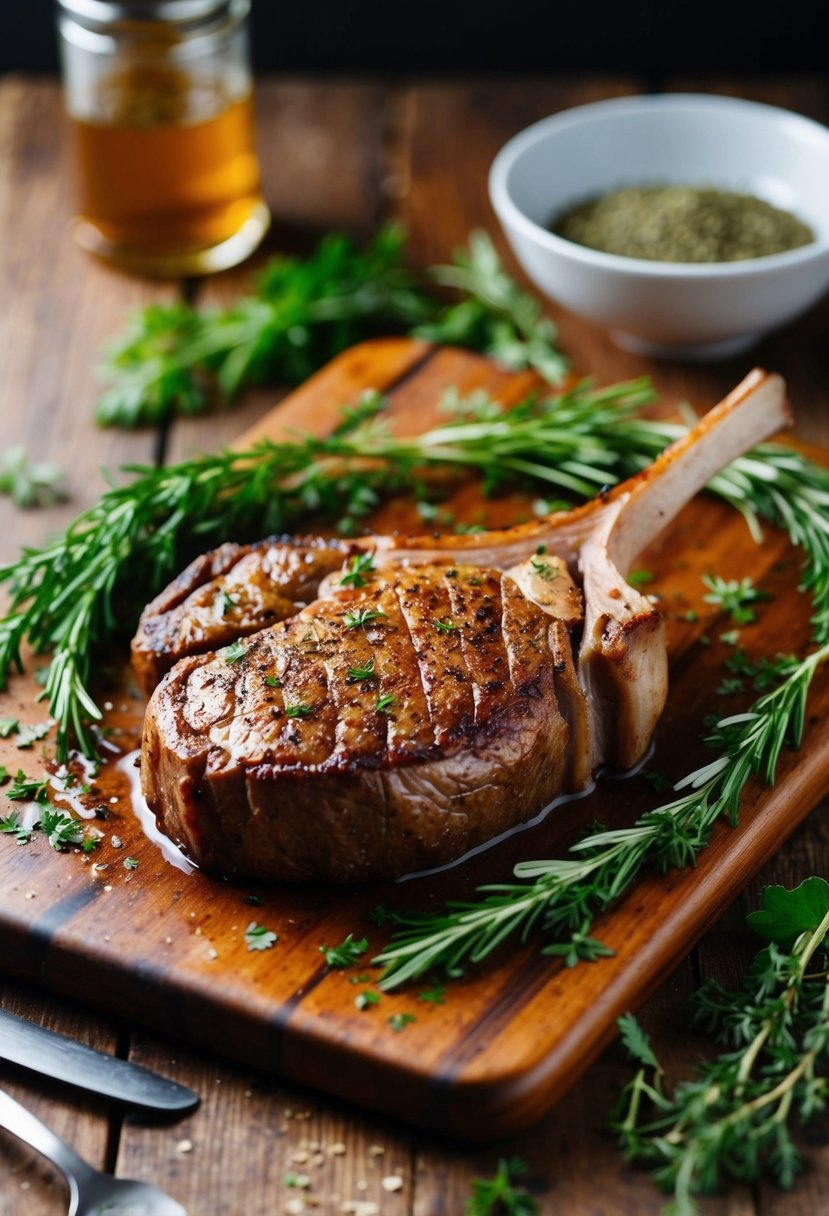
[2, 338, 829, 1140]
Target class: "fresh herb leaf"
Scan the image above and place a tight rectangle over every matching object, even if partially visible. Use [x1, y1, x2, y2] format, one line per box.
[224, 639, 249, 665]
[627, 569, 654, 588]
[529, 556, 558, 581]
[284, 702, 313, 719]
[388, 1012, 416, 1033]
[375, 692, 396, 714]
[355, 989, 381, 1011]
[616, 1013, 660, 1070]
[244, 922, 278, 952]
[466, 1157, 538, 1216]
[39, 809, 84, 850]
[0, 812, 32, 845]
[13, 721, 51, 749]
[81, 836, 100, 854]
[418, 984, 446, 1006]
[264, 675, 282, 688]
[542, 926, 614, 967]
[346, 657, 375, 683]
[7, 771, 50, 803]
[217, 590, 236, 615]
[343, 606, 386, 628]
[320, 933, 369, 968]
[123, 856, 140, 870]
[0, 446, 68, 509]
[746, 877, 829, 945]
[339, 552, 376, 588]
[433, 618, 459, 634]
[703, 573, 769, 624]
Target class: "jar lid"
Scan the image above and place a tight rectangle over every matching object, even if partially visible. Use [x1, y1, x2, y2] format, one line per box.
[57, 0, 245, 30]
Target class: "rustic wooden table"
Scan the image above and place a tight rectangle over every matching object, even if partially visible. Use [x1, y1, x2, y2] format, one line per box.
[1, 72, 829, 1216]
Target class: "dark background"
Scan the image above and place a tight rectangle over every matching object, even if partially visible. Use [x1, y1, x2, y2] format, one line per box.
[2, 0, 823, 76]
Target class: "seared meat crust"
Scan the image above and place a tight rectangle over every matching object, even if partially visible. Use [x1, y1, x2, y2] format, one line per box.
[141, 564, 571, 882]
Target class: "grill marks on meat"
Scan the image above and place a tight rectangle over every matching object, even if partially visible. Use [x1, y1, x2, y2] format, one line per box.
[132, 537, 352, 695]
[141, 564, 572, 880]
[137, 368, 792, 882]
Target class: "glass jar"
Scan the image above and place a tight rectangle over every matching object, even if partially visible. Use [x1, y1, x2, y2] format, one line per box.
[57, 0, 270, 276]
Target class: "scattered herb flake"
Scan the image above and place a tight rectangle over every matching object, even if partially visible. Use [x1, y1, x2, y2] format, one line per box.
[720, 629, 741, 647]
[123, 856, 139, 870]
[376, 692, 396, 714]
[82, 837, 101, 854]
[529, 556, 558, 581]
[339, 552, 376, 588]
[343, 607, 386, 629]
[7, 771, 50, 803]
[433, 617, 459, 634]
[284, 702, 313, 719]
[355, 989, 381, 1011]
[702, 573, 769, 624]
[643, 771, 673, 792]
[39, 809, 84, 850]
[244, 922, 278, 952]
[0, 812, 31, 845]
[0, 718, 19, 738]
[217, 590, 236, 615]
[14, 721, 52, 749]
[264, 674, 282, 688]
[466, 1157, 538, 1216]
[346, 657, 375, 684]
[627, 569, 654, 588]
[418, 984, 446, 1006]
[320, 933, 369, 968]
[388, 1012, 416, 1033]
[224, 639, 249, 665]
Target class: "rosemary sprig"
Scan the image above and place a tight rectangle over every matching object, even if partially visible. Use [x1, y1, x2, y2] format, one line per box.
[3, 377, 829, 761]
[95, 229, 569, 428]
[374, 646, 829, 987]
[613, 877, 829, 1215]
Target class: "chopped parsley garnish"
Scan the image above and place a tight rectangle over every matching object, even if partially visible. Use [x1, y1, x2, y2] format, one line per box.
[339, 552, 376, 588]
[39, 809, 84, 850]
[14, 721, 52, 749]
[418, 984, 447, 1006]
[454, 521, 486, 535]
[627, 569, 654, 588]
[529, 556, 558, 581]
[716, 676, 745, 696]
[123, 856, 139, 870]
[355, 989, 381, 1011]
[376, 693, 396, 714]
[0, 812, 31, 845]
[82, 836, 101, 854]
[283, 1172, 311, 1189]
[343, 606, 386, 629]
[244, 922, 278, 951]
[264, 674, 282, 688]
[346, 657, 375, 683]
[217, 590, 237, 615]
[433, 617, 459, 634]
[702, 573, 769, 624]
[284, 702, 313, 719]
[224, 639, 249, 665]
[320, 933, 369, 968]
[7, 770, 49, 803]
[388, 1013, 416, 1033]
[0, 765, 10, 785]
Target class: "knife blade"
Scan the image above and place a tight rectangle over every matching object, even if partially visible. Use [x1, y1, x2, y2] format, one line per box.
[0, 1009, 199, 1113]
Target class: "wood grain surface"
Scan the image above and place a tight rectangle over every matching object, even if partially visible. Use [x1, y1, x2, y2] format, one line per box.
[2, 70, 829, 1215]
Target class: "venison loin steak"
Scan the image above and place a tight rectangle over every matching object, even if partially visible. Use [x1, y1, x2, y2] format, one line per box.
[136, 370, 789, 882]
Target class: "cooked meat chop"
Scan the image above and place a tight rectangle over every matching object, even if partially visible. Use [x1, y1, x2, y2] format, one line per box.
[138, 369, 790, 881]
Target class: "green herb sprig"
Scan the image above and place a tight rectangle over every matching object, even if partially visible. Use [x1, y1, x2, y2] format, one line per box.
[614, 877, 829, 1215]
[0, 446, 68, 509]
[95, 229, 569, 429]
[373, 645, 829, 987]
[2, 374, 829, 762]
[466, 1156, 539, 1216]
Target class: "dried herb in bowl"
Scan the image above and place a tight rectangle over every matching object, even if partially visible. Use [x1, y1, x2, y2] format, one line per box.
[552, 185, 815, 263]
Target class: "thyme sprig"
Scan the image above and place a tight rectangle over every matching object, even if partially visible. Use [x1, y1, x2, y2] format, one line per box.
[613, 877, 829, 1215]
[374, 646, 829, 987]
[2, 377, 829, 761]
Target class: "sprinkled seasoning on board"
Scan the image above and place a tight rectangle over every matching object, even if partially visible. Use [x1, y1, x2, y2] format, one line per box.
[552, 186, 815, 263]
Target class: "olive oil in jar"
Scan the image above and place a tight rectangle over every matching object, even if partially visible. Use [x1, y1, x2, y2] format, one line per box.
[58, 1, 269, 277]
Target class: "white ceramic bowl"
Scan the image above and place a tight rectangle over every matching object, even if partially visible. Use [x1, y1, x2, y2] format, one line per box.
[489, 94, 829, 360]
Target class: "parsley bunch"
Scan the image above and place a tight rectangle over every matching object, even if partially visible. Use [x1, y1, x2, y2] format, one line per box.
[614, 877, 829, 1214]
[95, 228, 569, 428]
